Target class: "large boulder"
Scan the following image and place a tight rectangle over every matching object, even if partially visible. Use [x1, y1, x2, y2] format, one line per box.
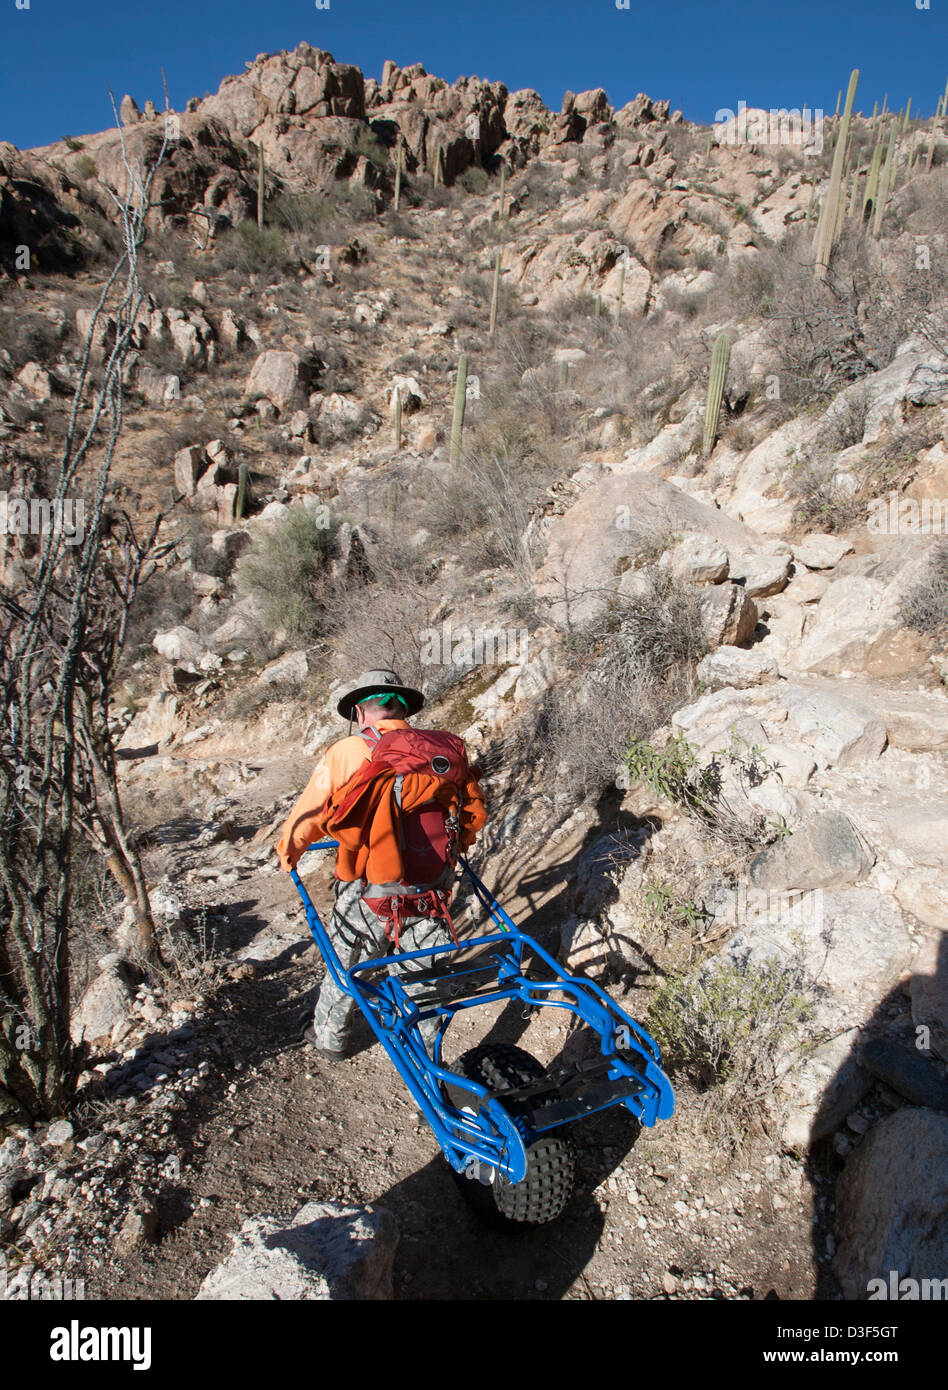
[779, 684, 887, 770]
[849, 793, 948, 871]
[257, 650, 309, 686]
[727, 550, 792, 598]
[798, 678, 948, 753]
[245, 350, 306, 411]
[792, 576, 902, 675]
[833, 1109, 948, 1300]
[152, 626, 206, 666]
[699, 582, 759, 647]
[533, 472, 754, 627]
[696, 646, 777, 690]
[792, 533, 854, 570]
[747, 811, 874, 892]
[195, 1201, 398, 1300]
[70, 961, 136, 1045]
[174, 445, 207, 496]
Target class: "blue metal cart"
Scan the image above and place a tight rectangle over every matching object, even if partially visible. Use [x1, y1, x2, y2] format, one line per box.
[290, 840, 674, 1224]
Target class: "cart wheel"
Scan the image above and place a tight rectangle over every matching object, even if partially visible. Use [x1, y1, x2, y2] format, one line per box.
[446, 1043, 575, 1227]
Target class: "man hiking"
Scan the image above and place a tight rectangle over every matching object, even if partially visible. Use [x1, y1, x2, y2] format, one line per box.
[277, 668, 487, 1059]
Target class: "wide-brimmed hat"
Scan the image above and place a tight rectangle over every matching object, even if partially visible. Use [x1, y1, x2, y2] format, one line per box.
[335, 668, 425, 721]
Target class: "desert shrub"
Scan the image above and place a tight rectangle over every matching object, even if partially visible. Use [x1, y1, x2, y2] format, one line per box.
[624, 720, 782, 854]
[323, 566, 457, 698]
[816, 385, 871, 451]
[649, 952, 817, 1144]
[0, 310, 61, 369]
[663, 127, 706, 166]
[727, 226, 925, 410]
[512, 163, 566, 216]
[213, 221, 290, 279]
[352, 125, 389, 170]
[662, 285, 705, 320]
[123, 566, 199, 660]
[236, 507, 338, 638]
[654, 243, 688, 273]
[687, 203, 731, 237]
[783, 447, 860, 533]
[539, 568, 707, 799]
[406, 173, 461, 211]
[584, 312, 698, 438]
[785, 419, 924, 534]
[459, 166, 489, 195]
[900, 539, 948, 641]
[422, 364, 570, 578]
[151, 907, 233, 996]
[608, 564, 708, 678]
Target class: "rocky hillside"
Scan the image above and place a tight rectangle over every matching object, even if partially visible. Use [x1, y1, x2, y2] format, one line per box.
[1, 46, 947, 1301]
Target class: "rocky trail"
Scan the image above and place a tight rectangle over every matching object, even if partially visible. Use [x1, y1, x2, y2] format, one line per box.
[17, 735, 830, 1301]
[2, 40, 948, 1302]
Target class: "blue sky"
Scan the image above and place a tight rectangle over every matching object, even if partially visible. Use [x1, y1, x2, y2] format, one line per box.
[2, 0, 946, 150]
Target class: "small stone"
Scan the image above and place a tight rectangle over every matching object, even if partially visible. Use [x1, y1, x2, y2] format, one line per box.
[115, 1201, 159, 1254]
[78, 1133, 108, 1154]
[45, 1120, 74, 1146]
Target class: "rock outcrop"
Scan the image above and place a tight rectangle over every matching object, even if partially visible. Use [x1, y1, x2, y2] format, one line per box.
[195, 1201, 398, 1300]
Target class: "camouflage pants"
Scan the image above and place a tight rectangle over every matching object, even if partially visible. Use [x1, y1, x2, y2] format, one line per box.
[312, 876, 456, 1053]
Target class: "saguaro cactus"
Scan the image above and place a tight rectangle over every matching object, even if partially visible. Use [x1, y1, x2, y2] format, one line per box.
[926, 112, 939, 172]
[394, 137, 403, 212]
[614, 259, 626, 325]
[257, 143, 265, 228]
[872, 125, 898, 237]
[489, 249, 501, 336]
[863, 135, 885, 218]
[234, 462, 250, 520]
[702, 332, 731, 458]
[814, 68, 859, 280]
[450, 355, 468, 465]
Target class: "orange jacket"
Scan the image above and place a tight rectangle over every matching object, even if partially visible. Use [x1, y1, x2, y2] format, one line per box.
[276, 718, 487, 876]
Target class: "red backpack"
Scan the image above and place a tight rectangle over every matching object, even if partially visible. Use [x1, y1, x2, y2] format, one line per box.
[335, 726, 472, 947]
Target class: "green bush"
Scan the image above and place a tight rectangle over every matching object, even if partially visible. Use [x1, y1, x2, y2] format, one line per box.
[624, 717, 781, 853]
[352, 126, 389, 171]
[236, 507, 338, 638]
[270, 185, 377, 241]
[649, 952, 816, 1124]
[459, 166, 489, 195]
[213, 221, 289, 279]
